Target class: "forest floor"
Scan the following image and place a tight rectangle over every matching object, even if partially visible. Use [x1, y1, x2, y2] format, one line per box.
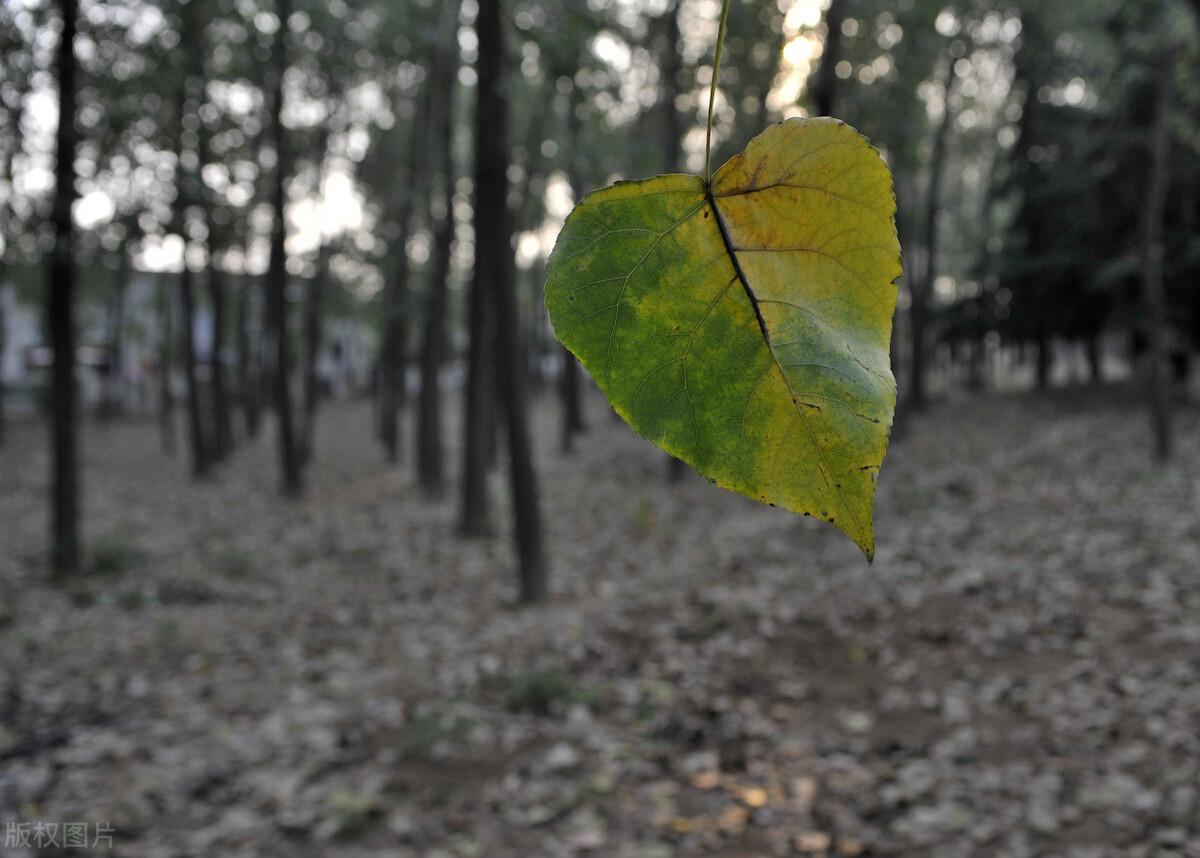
[1, 386, 1199, 858]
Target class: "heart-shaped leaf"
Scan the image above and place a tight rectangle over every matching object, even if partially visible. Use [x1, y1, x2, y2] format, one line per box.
[545, 118, 901, 559]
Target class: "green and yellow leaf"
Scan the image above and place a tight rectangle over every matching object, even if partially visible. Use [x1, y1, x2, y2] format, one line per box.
[545, 118, 901, 558]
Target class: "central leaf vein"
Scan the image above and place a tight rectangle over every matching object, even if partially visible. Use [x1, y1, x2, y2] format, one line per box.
[707, 184, 865, 538]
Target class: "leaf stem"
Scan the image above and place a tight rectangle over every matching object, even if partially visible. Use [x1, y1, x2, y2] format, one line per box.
[704, 0, 732, 186]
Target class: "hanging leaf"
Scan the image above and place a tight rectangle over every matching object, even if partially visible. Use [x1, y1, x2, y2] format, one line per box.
[544, 118, 901, 558]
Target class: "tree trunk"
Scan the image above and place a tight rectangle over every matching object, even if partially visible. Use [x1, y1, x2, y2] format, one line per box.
[525, 258, 548, 394]
[242, 129, 272, 443]
[1142, 53, 1173, 461]
[1035, 331, 1052, 390]
[178, 266, 209, 478]
[379, 98, 431, 464]
[810, 0, 846, 117]
[417, 191, 454, 494]
[1085, 335, 1102, 384]
[302, 246, 327, 465]
[299, 120, 331, 466]
[100, 245, 129, 419]
[459, 271, 496, 535]
[158, 273, 176, 455]
[459, 95, 496, 535]
[0, 141, 23, 448]
[207, 265, 232, 459]
[510, 83, 548, 399]
[416, 0, 462, 496]
[474, 0, 547, 602]
[909, 56, 957, 412]
[268, 0, 302, 496]
[0, 9, 32, 447]
[378, 254, 407, 464]
[48, 0, 80, 577]
[966, 340, 986, 391]
[559, 79, 589, 454]
[236, 276, 260, 440]
[173, 46, 210, 479]
[192, 68, 233, 462]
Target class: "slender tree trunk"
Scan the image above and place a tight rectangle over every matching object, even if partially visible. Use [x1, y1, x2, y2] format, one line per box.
[474, 0, 547, 602]
[242, 132, 272, 443]
[201, 139, 232, 460]
[417, 193, 453, 494]
[193, 75, 232, 462]
[1085, 335, 1102, 384]
[459, 93, 496, 535]
[48, 0, 80, 577]
[207, 265, 232, 459]
[258, 276, 273, 437]
[559, 81, 589, 453]
[302, 246, 327, 465]
[909, 57, 957, 412]
[966, 339, 986, 391]
[459, 268, 495, 535]
[268, 0, 301, 496]
[1142, 53, 1173, 461]
[173, 50, 210, 479]
[379, 245, 408, 464]
[178, 266, 209, 477]
[379, 286, 397, 460]
[0, 13, 32, 448]
[525, 259, 547, 394]
[510, 85, 548, 399]
[380, 99, 430, 464]
[236, 277, 260, 440]
[416, 0, 462, 496]
[810, 0, 846, 117]
[158, 274, 176, 455]
[1034, 331, 1051, 390]
[100, 247, 129, 419]
[301, 117, 334, 467]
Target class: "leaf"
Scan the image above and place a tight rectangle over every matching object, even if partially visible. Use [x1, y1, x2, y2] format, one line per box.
[544, 118, 901, 559]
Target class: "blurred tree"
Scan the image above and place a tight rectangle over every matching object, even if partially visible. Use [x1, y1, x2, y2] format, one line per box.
[298, 20, 351, 467]
[460, 128, 495, 536]
[98, 214, 139, 420]
[300, 118, 331, 467]
[241, 132, 272, 443]
[909, 52, 959, 410]
[197, 88, 234, 463]
[416, 0, 463, 497]
[48, 0, 80, 576]
[991, 0, 1198, 419]
[1140, 50, 1174, 460]
[158, 272, 176, 455]
[267, 0, 302, 496]
[173, 0, 212, 479]
[0, 10, 30, 449]
[236, 270, 262, 440]
[540, 4, 596, 454]
[379, 94, 427, 466]
[811, 0, 847, 117]
[472, 0, 547, 601]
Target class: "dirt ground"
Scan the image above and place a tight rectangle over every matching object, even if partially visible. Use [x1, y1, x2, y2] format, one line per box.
[1, 387, 1199, 858]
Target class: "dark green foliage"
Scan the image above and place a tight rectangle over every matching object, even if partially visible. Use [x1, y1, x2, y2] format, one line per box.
[396, 703, 478, 758]
[503, 668, 591, 716]
[89, 533, 143, 576]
